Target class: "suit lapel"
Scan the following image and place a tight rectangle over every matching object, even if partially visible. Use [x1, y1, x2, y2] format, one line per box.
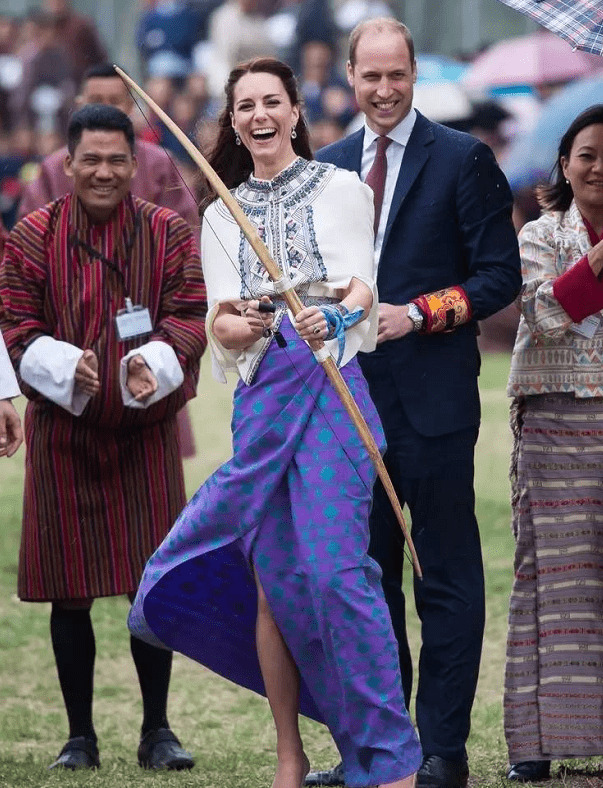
[335, 128, 364, 174]
[382, 112, 433, 253]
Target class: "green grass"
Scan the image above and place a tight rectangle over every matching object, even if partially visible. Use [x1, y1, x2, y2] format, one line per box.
[0, 354, 599, 787]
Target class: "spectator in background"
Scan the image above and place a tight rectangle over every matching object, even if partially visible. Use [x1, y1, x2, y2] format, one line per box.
[466, 101, 521, 354]
[206, 0, 279, 100]
[0, 14, 20, 133]
[10, 11, 75, 138]
[19, 64, 199, 232]
[287, 0, 337, 75]
[309, 116, 347, 150]
[42, 0, 107, 84]
[467, 100, 512, 164]
[136, 0, 205, 82]
[299, 40, 355, 128]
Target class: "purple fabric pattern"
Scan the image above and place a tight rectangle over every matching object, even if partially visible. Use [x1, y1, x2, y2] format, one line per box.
[129, 319, 421, 786]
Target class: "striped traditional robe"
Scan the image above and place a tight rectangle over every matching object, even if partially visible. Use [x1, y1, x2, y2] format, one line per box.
[0, 193, 207, 601]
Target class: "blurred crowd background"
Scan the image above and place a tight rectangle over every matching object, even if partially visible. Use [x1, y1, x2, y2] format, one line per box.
[1, 0, 602, 349]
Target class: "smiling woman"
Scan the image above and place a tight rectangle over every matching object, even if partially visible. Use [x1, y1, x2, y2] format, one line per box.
[505, 104, 603, 782]
[129, 57, 422, 788]
[231, 72, 300, 181]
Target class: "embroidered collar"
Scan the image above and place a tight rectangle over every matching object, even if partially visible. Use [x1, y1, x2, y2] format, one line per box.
[247, 157, 306, 189]
[235, 158, 334, 212]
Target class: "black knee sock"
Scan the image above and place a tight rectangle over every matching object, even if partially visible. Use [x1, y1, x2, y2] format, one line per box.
[130, 635, 172, 735]
[50, 604, 96, 741]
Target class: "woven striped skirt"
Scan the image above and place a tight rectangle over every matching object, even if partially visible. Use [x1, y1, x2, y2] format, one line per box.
[19, 404, 186, 601]
[504, 393, 603, 760]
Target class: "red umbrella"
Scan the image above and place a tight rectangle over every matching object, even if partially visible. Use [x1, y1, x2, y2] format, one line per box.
[463, 29, 603, 90]
[497, 0, 603, 57]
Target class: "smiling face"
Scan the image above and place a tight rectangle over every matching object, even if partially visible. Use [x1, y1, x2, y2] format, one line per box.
[64, 128, 137, 222]
[347, 27, 416, 136]
[231, 71, 300, 180]
[78, 76, 133, 115]
[562, 124, 603, 218]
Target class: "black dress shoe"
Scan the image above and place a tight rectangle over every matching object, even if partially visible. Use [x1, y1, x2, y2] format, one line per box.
[417, 755, 469, 788]
[137, 728, 194, 770]
[506, 761, 551, 782]
[48, 736, 100, 770]
[304, 761, 345, 786]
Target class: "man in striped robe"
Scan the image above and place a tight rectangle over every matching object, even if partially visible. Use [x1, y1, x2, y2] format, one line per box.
[0, 104, 207, 771]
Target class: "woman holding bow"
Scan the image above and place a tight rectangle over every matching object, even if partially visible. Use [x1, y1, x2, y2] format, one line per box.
[130, 57, 421, 788]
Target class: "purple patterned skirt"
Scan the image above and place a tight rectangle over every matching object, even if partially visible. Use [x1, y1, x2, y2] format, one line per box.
[129, 319, 421, 786]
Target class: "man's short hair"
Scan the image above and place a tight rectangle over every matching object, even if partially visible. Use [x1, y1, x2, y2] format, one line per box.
[67, 104, 135, 155]
[348, 18, 415, 67]
[80, 62, 120, 88]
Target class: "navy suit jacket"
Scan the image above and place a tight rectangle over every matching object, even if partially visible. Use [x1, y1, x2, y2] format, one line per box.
[316, 111, 521, 437]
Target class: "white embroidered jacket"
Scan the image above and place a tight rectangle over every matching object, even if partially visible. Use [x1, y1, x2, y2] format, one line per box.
[508, 200, 603, 398]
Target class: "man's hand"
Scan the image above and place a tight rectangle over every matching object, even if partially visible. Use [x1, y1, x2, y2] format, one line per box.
[75, 349, 100, 396]
[0, 399, 23, 457]
[126, 355, 158, 403]
[377, 303, 414, 344]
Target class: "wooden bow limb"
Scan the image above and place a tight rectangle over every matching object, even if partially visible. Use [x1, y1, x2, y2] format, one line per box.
[115, 66, 422, 579]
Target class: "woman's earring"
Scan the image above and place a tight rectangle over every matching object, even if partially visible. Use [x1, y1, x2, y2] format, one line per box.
[235, 130, 241, 146]
[565, 178, 570, 185]
[291, 126, 297, 140]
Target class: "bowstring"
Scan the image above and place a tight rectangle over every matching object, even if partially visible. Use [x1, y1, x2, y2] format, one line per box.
[125, 84, 412, 564]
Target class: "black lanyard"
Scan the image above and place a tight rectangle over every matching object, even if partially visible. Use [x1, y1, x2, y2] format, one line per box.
[70, 210, 141, 296]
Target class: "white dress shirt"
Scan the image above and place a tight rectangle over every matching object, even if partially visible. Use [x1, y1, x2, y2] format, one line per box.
[0, 329, 20, 399]
[361, 109, 417, 273]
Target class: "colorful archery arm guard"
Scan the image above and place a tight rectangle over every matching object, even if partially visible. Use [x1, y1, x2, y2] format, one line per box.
[410, 286, 472, 334]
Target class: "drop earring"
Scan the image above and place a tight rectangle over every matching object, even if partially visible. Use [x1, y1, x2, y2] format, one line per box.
[235, 130, 241, 146]
[291, 126, 297, 139]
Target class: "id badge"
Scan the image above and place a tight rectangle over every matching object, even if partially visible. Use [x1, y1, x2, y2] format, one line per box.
[115, 298, 153, 340]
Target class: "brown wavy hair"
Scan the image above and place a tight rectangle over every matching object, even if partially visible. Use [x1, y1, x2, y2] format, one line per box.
[199, 58, 313, 215]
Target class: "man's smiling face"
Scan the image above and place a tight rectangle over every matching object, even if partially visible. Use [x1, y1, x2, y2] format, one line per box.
[64, 128, 137, 222]
[347, 27, 417, 136]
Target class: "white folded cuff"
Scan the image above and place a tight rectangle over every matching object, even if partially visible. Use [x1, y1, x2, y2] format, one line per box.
[20, 335, 90, 415]
[0, 335, 20, 399]
[120, 340, 184, 409]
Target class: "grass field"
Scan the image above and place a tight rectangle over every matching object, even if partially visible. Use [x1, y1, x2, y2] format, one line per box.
[0, 354, 600, 787]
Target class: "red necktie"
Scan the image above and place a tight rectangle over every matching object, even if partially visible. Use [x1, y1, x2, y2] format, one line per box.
[365, 135, 392, 237]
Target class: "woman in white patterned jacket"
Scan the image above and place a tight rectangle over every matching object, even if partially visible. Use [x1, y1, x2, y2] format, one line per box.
[505, 104, 603, 783]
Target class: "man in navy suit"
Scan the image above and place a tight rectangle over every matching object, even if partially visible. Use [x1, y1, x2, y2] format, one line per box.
[305, 18, 521, 788]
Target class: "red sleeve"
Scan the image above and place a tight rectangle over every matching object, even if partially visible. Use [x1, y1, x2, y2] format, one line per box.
[552, 254, 603, 323]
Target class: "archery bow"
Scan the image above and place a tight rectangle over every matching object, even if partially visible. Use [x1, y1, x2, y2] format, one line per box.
[114, 65, 422, 579]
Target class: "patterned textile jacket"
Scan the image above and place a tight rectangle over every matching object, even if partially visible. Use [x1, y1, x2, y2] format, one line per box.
[508, 200, 603, 399]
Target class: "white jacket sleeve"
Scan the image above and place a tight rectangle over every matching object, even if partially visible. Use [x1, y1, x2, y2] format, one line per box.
[0, 329, 20, 399]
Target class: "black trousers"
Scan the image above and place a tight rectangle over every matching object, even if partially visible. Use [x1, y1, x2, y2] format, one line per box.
[363, 362, 485, 763]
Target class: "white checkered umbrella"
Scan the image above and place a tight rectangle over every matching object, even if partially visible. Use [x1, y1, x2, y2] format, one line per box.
[499, 0, 603, 56]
